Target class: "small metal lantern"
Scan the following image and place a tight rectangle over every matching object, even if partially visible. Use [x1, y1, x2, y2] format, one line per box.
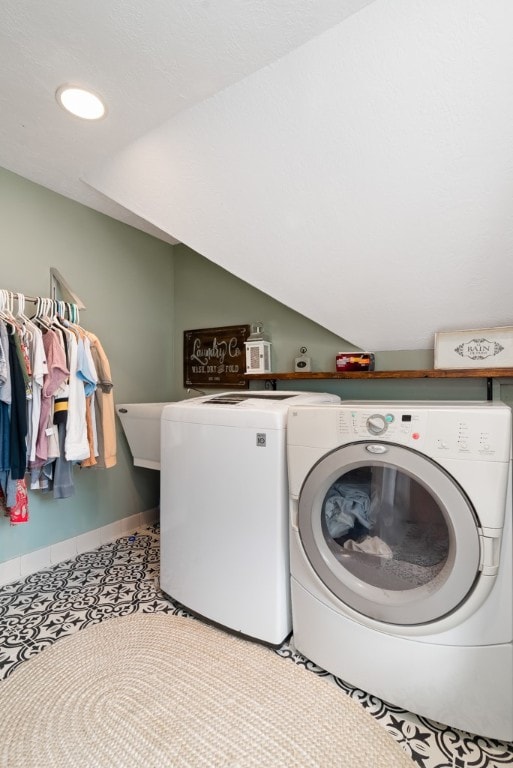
[245, 322, 272, 373]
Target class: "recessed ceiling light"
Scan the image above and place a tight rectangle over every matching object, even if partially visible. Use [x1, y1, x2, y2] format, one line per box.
[55, 85, 107, 120]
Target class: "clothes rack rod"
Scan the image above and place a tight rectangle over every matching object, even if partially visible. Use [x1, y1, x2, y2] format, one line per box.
[1, 291, 80, 307]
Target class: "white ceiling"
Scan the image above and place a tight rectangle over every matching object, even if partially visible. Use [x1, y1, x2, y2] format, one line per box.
[1, 0, 374, 245]
[85, 0, 513, 351]
[5, 0, 512, 353]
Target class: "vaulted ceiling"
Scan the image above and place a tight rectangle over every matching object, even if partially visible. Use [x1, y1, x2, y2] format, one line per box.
[3, 1, 512, 351]
[1, 0, 373, 244]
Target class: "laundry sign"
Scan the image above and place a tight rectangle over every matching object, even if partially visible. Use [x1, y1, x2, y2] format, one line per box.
[184, 325, 250, 388]
[434, 326, 513, 369]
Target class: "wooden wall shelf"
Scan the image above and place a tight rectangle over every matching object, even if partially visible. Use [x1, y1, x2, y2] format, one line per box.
[246, 368, 513, 381]
[245, 368, 513, 399]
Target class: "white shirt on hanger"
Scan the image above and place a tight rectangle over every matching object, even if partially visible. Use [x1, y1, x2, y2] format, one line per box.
[64, 332, 89, 462]
[28, 325, 48, 463]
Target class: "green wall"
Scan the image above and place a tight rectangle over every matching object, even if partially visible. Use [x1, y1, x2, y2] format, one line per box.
[172, 245, 494, 402]
[0, 171, 508, 565]
[0, 168, 174, 562]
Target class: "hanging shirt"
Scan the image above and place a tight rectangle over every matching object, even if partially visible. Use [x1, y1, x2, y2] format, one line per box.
[76, 335, 98, 396]
[64, 332, 89, 462]
[52, 422, 75, 500]
[7, 325, 28, 480]
[35, 330, 69, 464]
[83, 331, 116, 468]
[76, 334, 98, 466]
[0, 321, 11, 473]
[0, 321, 11, 405]
[27, 325, 48, 463]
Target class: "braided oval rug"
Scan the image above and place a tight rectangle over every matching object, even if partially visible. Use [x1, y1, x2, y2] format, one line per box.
[0, 614, 414, 767]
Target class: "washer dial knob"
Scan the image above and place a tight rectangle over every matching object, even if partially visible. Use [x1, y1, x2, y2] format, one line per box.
[366, 414, 387, 435]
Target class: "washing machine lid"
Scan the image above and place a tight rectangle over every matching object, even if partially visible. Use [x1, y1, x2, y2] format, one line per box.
[205, 393, 296, 404]
[162, 391, 340, 428]
[298, 441, 483, 626]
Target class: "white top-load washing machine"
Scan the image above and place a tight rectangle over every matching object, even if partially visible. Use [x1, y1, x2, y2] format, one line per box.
[287, 400, 513, 740]
[160, 390, 340, 645]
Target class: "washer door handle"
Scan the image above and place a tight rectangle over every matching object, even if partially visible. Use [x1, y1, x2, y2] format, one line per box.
[366, 444, 388, 454]
[478, 528, 501, 575]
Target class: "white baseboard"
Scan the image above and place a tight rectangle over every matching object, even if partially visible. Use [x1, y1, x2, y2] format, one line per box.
[0, 507, 159, 589]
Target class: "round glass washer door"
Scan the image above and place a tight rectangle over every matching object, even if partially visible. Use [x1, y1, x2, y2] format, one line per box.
[298, 441, 481, 625]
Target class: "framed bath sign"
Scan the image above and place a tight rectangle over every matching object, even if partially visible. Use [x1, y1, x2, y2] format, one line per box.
[434, 326, 513, 369]
[183, 325, 250, 388]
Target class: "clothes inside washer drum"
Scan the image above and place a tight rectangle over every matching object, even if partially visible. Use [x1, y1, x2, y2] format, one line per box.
[331, 523, 448, 590]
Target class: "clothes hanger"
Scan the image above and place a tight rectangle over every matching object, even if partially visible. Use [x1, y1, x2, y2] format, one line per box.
[64, 302, 83, 333]
[0, 290, 18, 333]
[58, 300, 81, 338]
[0, 290, 9, 323]
[50, 299, 74, 341]
[15, 292, 35, 342]
[33, 297, 52, 330]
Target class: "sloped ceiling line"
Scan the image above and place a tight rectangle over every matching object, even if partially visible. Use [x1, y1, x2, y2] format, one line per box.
[85, 0, 513, 351]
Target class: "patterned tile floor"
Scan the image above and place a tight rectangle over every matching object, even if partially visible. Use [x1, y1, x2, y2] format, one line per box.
[0, 524, 512, 768]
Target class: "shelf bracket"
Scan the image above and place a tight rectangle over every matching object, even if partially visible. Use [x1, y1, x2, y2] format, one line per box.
[265, 379, 278, 391]
[49, 267, 86, 310]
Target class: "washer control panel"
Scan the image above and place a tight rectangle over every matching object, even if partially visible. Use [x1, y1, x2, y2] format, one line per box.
[337, 404, 511, 461]
[340, 409, 425, 443]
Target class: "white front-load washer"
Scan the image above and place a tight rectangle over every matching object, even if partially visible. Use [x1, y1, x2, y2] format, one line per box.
[160, 390, 340, 646]
[287, 400, 513, 740]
